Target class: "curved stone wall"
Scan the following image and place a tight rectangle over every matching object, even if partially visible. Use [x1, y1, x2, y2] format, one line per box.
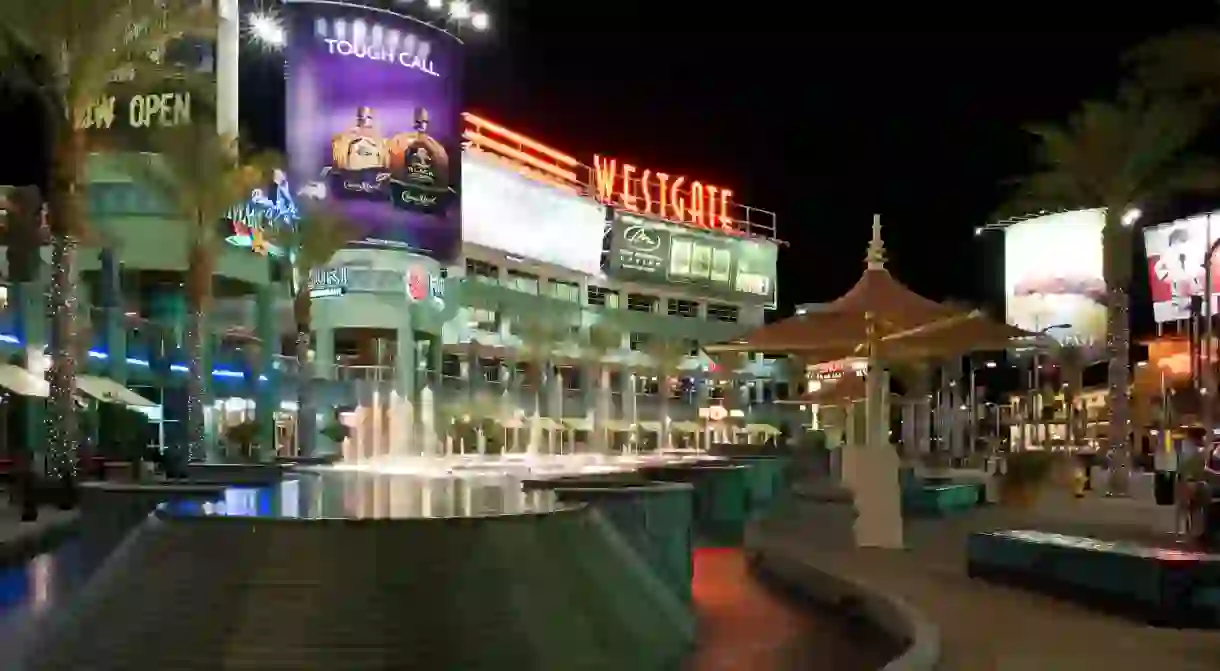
[20, 505, 694, 670]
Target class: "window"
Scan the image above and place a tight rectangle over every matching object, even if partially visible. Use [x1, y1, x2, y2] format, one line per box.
[629, 332, 653, 352]
[682, 339, 700, 357]
[627, 293, 658, 313]
[442, 354, 462, 379]
[468, 308, 498, 333]
[707, 303, 739, 323]
[588, 285, 620, 309]
[552, 280, 581, 303]
[667, 299, 699, 318]
[465, 258, 499, 282]
[505, 270, 539, 295]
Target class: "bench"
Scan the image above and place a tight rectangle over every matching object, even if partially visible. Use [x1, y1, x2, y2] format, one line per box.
[966, 529, 1220, 628]
[903, 483, 979, 516]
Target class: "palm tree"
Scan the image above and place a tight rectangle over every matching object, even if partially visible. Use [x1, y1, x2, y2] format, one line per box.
[515, 316, 570, 455]
[269, 202, 358, 457]
[645, 338, 689, 451]
[116, 125, 278, 460]
[1003, 90, 1220, 475]
[0, 0, 214, 486]
[1129, 29, 1220, 98]
[583, 320, 624, 453]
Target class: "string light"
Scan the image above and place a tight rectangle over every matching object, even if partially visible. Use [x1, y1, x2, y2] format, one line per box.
[184, 311, 209, 461]
[45, 236, 79, 482]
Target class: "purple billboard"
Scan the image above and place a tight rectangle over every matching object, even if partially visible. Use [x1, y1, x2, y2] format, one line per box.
[285, 1, 463, 260]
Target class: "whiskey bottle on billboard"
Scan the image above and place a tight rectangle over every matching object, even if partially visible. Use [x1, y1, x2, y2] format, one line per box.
[387, 107, 452, 214]
[329, 106, 388, 201]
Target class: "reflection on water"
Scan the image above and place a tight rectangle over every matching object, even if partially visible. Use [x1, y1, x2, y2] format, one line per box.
[163, 471, 568, 520]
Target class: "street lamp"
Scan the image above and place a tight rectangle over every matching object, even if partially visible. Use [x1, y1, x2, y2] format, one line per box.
[1030, 323, 1070, 449]
[1202, 236, 1220, 443]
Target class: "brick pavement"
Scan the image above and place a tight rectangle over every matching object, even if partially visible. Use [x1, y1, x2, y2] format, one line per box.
[752, 493, 1220, 671]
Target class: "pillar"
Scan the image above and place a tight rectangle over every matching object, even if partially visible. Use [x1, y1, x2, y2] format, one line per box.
[254, 283, 276, 459]
[14, 280, 45, 462]
[395, 316, 417, 454]
[97, 249, 126, 383]
[314, 327, 334, 380]
[216, 0, 240, 138]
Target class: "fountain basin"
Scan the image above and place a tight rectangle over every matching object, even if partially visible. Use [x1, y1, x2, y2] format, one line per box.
[22, 473, 695, 670]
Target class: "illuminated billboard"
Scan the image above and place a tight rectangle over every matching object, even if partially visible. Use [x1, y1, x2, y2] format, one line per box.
[593, 155, 735, 233]
[461, 151, 605, 276]
[1004, 209, 1106, 349]
[285, 1, 463, 259]
[1143, 212, 1220, 322]
[607, 212, 777, 303]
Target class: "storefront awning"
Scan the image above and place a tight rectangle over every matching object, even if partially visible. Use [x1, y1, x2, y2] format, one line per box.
[0, 364, 48, 397]
[76, 375, 156, 407]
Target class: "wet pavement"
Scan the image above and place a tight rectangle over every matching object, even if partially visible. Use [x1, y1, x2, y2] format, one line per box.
[688, 548, 897, 670]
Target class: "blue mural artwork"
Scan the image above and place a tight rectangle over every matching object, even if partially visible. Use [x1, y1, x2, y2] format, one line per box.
[224, 169, 300, 256]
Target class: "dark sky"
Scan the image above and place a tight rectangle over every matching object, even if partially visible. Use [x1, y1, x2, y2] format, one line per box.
[457, 1, 1220, 319]
[7, 0, 1220, 325]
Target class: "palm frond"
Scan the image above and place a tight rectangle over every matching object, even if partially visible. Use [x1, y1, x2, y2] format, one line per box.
[1126, 28, 1220, 94]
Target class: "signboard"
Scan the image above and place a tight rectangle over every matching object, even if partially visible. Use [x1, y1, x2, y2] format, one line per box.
[285, 1, 464, 259]
[461, 151, 604, 275]
[607, 212, 777, 303]
[1003, 209, 1106, 350]
[308, 257, 445, 304]
[593, 155, 734, 232]
[1143, 212, 1220, 322]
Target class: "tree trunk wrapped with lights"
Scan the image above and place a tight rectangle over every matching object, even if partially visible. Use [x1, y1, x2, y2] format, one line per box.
[184, 238, 211, 461]
[1103, 214, 1134, 486]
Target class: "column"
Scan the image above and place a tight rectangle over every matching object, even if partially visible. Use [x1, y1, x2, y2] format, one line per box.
[313, 327, 335, 380]
[395, 314, 417, 455]
[254, 283, 276, 459]
[216, 0, 240, 137]
[97, 249, 127, 383]
[14, 279, 45, 462]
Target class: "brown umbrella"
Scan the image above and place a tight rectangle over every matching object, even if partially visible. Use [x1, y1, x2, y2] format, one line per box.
[705, 217, 966, 356]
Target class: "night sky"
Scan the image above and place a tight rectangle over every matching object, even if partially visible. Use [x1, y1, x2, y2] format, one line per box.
[455, 1, 1220, 324]
[7, 0, 1220, 331]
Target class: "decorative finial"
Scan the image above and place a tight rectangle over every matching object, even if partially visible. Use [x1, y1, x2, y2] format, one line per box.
[866, 213, 887, 270]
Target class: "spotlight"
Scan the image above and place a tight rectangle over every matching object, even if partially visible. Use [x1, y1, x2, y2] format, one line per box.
[448, 1, 471, 20]
[247, 12, 285, 49]
[427, 0, 443, 9]
[471, 11, 489, 31]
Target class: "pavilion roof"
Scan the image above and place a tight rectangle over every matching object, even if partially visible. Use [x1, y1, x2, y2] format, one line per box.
[706, 216, 1024, 357]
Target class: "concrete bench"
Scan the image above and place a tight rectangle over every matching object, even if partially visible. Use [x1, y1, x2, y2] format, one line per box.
[903, 484, 979, 516]
[966, 529, 1220, 628]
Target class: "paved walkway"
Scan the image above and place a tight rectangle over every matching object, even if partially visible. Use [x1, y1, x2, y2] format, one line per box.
[754, 493, 1220, 671]
[688, 547, 896, 670]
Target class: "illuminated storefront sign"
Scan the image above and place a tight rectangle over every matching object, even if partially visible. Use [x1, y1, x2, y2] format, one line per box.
[593, 154, 734, 232]
[306, 263, 444, 305]
[809, 359, 867, 381]
[405, 265, 445, 304]
[309, 267, 350, 298]
[606, 212, 777, 303]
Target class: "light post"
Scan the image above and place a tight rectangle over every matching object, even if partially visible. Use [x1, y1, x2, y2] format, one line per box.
[1030, 324, 1070, 450]
[1202, 236, 1220, 447]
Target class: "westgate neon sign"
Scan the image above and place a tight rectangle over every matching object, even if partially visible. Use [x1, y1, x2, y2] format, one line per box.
[593, 154, 735, 232]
